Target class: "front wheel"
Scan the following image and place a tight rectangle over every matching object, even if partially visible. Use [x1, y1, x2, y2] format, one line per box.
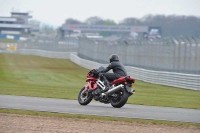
[78, 87, 93, 105]
[110, 88, 129, 108]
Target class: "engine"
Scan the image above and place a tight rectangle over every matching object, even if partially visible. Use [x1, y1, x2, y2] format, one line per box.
[92, 87, 101, 101]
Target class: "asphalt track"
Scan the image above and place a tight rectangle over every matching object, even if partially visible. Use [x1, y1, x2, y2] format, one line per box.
[0, 95, 200, 123]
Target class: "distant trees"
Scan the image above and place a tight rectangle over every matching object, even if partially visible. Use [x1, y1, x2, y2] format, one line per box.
[40, 25, 56, 35]
[62, 15, 200, 37]
[65, 18, 83, 24]
[29, 19, 56, 36]
[119, 17, 141, 26]
[85, 16, 105, 25]
[29, 19, 41, 25]
[138, 15, 200, 37]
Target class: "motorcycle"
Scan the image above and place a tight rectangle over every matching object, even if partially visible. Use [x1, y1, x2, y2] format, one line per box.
[78, 66, 135, 108]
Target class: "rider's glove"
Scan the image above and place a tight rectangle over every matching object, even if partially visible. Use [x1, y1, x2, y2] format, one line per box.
[98, 73, 104, 77]
[93, 71, 99, 75]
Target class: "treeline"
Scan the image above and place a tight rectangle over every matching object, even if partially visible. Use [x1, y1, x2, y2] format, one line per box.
[63, 15, 200, 37]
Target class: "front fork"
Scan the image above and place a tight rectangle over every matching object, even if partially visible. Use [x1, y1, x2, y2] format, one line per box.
[83, 81, 98, 96]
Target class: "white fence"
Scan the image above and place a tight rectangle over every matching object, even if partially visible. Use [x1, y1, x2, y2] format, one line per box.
[1, 49, 199, 90]
[1, 49, 77, 59]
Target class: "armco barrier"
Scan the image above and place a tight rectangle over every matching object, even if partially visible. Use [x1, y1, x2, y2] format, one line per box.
[5, 49, 77, 59]
[0, 49, 199, 90]
[0, 34, 26, 40]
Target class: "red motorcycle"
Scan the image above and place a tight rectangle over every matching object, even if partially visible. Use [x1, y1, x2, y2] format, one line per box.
[78, 66, 135, 108]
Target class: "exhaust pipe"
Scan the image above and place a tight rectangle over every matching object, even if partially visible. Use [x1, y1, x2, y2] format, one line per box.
[105, 84, 124, 96]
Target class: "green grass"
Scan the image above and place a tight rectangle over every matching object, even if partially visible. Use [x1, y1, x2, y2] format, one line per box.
[0, 53, 88, 99]
[1, 108, 200, 127]
[0, 38, 17, 43]
[0, 53, 200, 109]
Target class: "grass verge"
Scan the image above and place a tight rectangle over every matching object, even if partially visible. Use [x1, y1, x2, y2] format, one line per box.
[0, 108, 200, 127]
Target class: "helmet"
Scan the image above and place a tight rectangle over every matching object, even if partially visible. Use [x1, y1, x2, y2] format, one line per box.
[110, 54, 119, 63]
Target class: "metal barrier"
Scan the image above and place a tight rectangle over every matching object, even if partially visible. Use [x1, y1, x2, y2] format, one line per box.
[78, 37, 200, 75]
[0, 49, 76, 59]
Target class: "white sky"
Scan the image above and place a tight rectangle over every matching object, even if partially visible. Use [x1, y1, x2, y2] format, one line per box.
[0, 0, 199, 27]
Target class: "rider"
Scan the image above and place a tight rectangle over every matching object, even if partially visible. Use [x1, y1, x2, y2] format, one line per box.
[98, 54, 127, 92]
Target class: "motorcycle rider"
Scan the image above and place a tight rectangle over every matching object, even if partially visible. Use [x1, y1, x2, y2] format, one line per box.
[97, 54, 127, 92]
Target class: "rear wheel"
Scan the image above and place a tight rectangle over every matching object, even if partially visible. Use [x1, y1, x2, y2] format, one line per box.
[110, 88, 129, 108]
[78, 87, 93, 105]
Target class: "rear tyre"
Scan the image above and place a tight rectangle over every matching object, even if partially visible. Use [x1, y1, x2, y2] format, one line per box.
[78, 87, 93, 105]
[110, 89, 129, 108]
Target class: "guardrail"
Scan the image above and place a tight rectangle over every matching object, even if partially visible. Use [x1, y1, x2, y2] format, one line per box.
[1, 49, 76, 59]
[0, 49, 199, 90]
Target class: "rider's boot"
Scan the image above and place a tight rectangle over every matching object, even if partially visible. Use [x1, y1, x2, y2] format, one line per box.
[102, 76, 111, 92]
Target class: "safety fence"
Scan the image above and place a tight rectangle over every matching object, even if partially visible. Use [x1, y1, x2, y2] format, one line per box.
[78, 37, 200, 75]
[17, 37, 78, 52]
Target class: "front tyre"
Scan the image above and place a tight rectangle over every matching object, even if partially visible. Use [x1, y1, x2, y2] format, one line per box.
[110, 88, 129, 108]
[78, 87, 93, 105]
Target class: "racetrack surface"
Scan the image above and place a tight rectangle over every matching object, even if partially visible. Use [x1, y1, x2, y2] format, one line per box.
[0, 95, 200, 123]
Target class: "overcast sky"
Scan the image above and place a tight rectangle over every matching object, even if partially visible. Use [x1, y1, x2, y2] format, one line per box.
[0, 0, 199, 27]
